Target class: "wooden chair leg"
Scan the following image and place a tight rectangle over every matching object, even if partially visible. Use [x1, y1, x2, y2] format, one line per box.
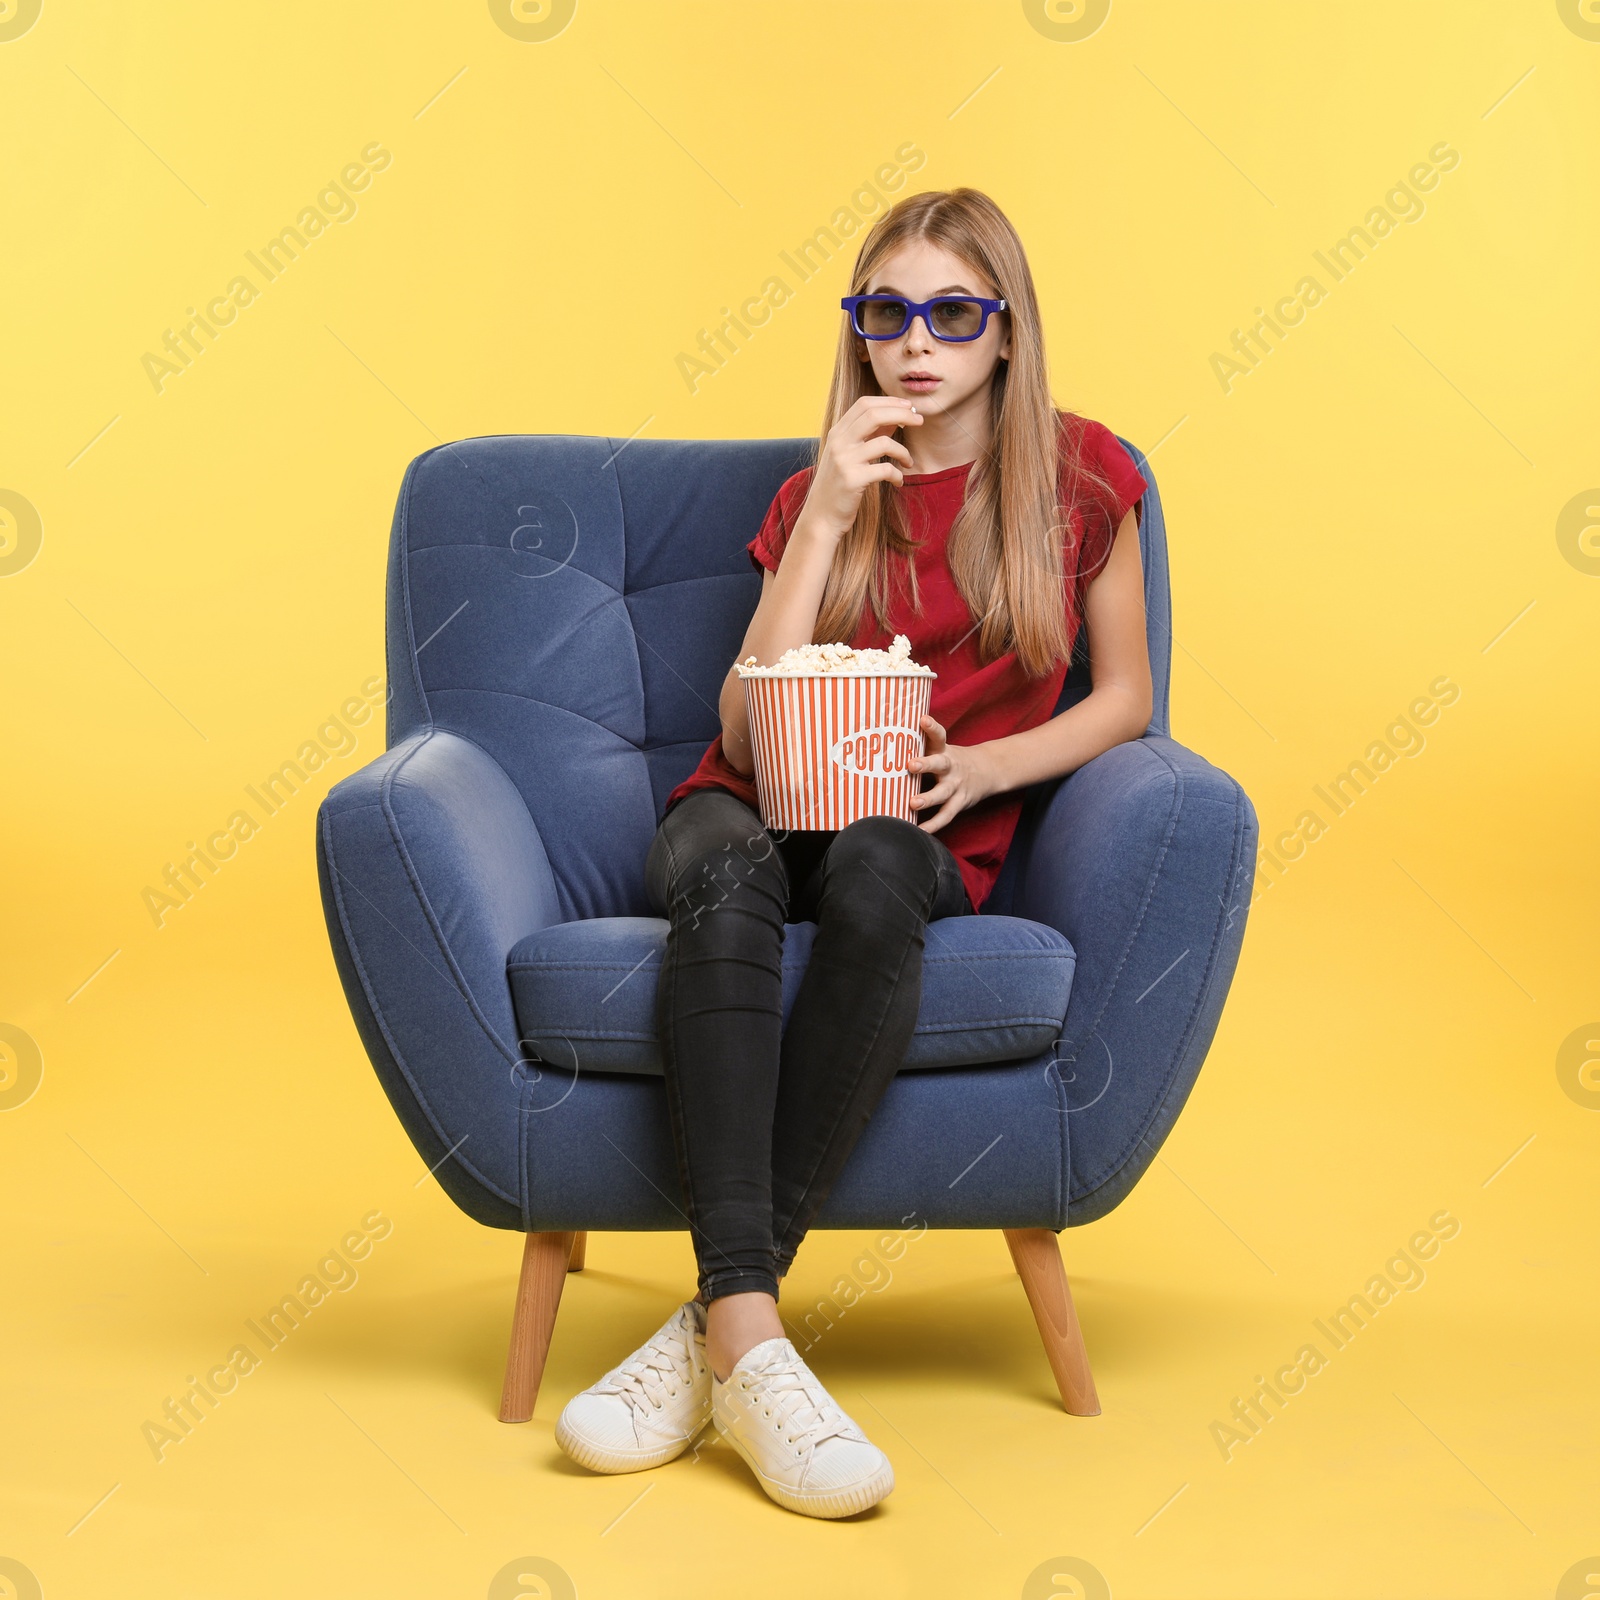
[1002, 1227, 1101, 1416]
[567, 1230, 587, 1271]
[499, 1230, 575, 1423]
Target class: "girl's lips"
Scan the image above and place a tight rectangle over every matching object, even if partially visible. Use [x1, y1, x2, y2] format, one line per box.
[901, 375, 941, 390]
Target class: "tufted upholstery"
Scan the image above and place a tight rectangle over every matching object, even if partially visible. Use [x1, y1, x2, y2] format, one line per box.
[385, 435, 818, 919]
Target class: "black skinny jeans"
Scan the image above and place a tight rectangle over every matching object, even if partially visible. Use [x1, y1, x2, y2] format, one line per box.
[645, 787, 972, 1305]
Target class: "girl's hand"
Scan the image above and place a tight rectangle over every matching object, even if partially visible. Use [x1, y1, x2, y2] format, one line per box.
[803, 395, 923, 539]
[908, 713, 996, 833]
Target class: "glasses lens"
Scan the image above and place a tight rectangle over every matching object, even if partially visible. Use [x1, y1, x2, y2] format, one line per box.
[931, 299, 985, 339]
[859, 298, 908, 337]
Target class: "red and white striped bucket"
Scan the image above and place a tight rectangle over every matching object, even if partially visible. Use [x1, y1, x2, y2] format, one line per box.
[742, 671, 935, 831]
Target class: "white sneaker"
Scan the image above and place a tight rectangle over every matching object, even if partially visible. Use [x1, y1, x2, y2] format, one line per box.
[555, 1300, 711, 1473]
[712, 1336, 894, 1518]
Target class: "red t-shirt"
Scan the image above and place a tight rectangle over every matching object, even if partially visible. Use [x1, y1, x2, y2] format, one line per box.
[664, 411, 1149, 911]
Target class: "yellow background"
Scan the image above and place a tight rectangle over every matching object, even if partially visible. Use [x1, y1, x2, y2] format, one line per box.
[2, 2, 1597, 1596]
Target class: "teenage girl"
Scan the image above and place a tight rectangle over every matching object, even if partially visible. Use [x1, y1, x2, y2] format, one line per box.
[555, 187, 1153, 1518]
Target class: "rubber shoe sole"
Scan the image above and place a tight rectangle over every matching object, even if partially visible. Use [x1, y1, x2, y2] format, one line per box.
[555, 1407, 709, 1475]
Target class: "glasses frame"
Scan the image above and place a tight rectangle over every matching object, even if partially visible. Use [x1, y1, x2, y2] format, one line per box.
[841, 293, 1008, 343]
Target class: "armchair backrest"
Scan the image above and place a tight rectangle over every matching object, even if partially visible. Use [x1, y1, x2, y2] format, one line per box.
[384, 433, 1169, 922]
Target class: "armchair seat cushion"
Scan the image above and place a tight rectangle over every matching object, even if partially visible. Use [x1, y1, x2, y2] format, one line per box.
[508, 913, 1076, 1076]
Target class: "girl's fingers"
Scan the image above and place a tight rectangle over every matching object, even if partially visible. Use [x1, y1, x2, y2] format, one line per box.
[853, 394, 922, 418]
[856, 432, 917, 466]
[858, 439, 915, 471]
[877, 438, 917, 465]
[853, 402, 922, 440]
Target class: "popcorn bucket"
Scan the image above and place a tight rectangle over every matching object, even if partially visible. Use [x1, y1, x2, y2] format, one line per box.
[742, 670, 935, 831]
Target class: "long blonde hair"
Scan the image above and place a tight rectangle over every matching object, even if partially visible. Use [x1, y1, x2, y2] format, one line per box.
[809, 187, 1119, 678]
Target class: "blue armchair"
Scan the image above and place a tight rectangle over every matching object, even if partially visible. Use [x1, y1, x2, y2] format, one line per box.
[315, 432, 1258, 1422]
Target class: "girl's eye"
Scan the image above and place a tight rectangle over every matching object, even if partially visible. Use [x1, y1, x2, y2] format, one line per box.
[935, 300, 981, 333]
[861, 299, 908, 335]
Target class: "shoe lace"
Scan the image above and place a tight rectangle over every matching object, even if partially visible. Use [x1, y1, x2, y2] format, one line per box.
[596, 1317, 702, 1414]
[748, 1360, 855, 1449]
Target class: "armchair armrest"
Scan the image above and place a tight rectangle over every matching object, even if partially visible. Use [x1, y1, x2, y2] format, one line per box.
[1012, 735, 1258, 1224]
[316, 728, 563, 1228]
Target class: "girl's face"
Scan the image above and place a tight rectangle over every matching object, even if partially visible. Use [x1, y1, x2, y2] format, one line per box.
[854, 239, 1012, 417]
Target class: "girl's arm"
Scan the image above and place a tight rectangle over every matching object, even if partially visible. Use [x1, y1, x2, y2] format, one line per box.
[910, 504, 1153, 831]
[719, 397, 923, 778]
[717, 535, 835, 776]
